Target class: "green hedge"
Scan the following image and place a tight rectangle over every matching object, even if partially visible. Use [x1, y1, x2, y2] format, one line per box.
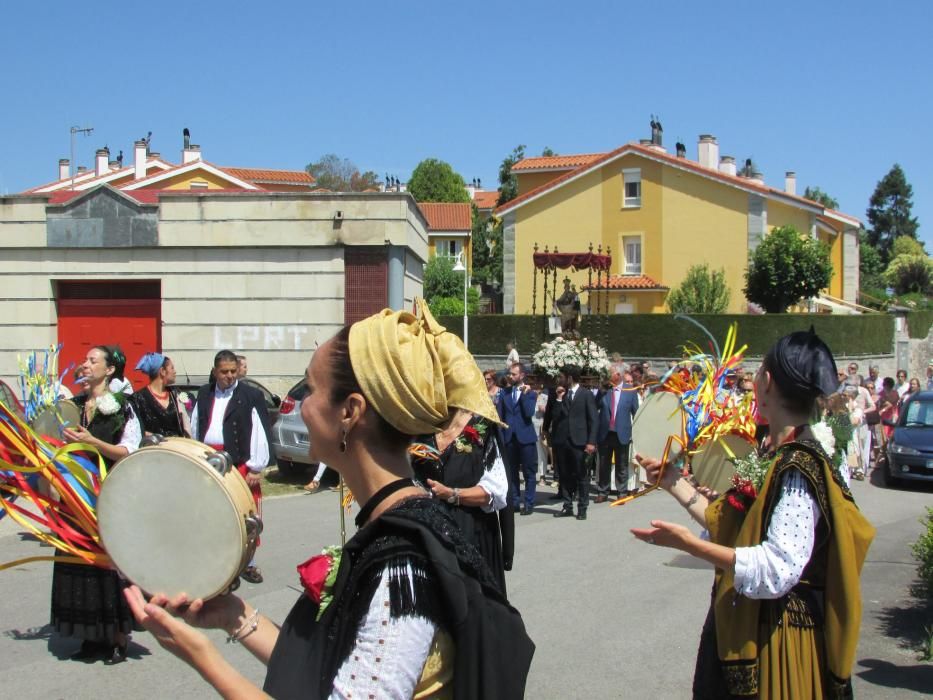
[440, 313, 895, 357]
[907, 311, 933, 339]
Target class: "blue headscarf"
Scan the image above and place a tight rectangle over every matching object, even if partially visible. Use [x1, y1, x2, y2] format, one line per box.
[135, 352, 166, 378]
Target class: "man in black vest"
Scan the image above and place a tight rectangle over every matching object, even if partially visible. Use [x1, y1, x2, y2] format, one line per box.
[192, 349, 272, 583]
[545, 364, 598, 520]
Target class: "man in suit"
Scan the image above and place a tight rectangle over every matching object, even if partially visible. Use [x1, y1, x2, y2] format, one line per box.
[547, 364, 598, 520]
[192, 349, 272, 583]
[498, 362, 539, 515]
[596, 363, 639, 502]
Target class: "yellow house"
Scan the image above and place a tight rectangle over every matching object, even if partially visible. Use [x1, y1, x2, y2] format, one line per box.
[420, 202, 473, 273]
[496, 137, 861, 314]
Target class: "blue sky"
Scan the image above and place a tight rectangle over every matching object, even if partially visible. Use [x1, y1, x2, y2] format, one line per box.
[1, 0, 930, 249]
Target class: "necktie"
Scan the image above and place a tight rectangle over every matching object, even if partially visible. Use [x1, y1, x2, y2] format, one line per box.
[568, 389, 574, 402]
[513, 387, 519, 402]
[610, 388, 618, 427]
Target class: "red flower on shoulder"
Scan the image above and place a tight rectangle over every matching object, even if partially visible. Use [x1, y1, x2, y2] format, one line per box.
[461, 425, 481, 444]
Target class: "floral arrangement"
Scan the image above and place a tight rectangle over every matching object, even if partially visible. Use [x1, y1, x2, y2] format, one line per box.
[812, 412, 854, 484]
[455, 422, 486, 453]
[726, 451, 769, 513]
[89, 391, 127, 435]
[176, 391, 194, 413]
[297, 545, 343, 620]
[532, 337, 611, 378]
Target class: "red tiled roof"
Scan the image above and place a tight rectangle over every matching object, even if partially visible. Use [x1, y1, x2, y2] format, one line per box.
[584, 275, 668, 291]
[495, 142, 858, 222]
[220, 166, 314, 186]
[472, 190, 500, 210]
[511, 153, 606, 171]
[418, 202, 472, 231]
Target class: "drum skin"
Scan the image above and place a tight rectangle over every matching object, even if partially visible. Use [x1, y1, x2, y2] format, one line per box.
[631, 392, 685, 464]
[691, 434, 755, 496]
[30, 401, 80, 440]
[98, 438, 258, 600]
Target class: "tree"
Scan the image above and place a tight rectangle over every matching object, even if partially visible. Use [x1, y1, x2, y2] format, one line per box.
[666, 264, 731, 313]
[407, 159, 470, 203]
[803, 186, 839, 210]
[497, 145, 526, 206]
[470, 205, 503, 290]
[744, 226, 833, 313]
[423, 256, 479, 316]
[866, 163, 920, 263]
[885, 236, 932, 295]
[305, 154, 378, 191]
[858, 229, 886, 292]
[541, 146, 557, 157]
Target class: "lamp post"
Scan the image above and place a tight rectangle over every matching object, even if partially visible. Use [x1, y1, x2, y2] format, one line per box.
[452, 249, 469, 350]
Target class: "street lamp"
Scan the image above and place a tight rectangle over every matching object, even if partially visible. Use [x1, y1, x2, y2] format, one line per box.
[452, 249, 469, 350]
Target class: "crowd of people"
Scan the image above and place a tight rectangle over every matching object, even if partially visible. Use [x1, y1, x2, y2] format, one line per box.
[10, 324, 915, 696]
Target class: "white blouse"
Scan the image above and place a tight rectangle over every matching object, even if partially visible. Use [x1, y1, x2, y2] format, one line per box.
[331, 566, 436, 700]
[733, 470, 821, 599]
[476, 445, 509, 512]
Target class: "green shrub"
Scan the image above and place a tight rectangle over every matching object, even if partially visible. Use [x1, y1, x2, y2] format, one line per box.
[912, 507, 933, 598]
[666, 264, 731, 314]
[907, 310, 933, 338]
[439, 313, 895, 357]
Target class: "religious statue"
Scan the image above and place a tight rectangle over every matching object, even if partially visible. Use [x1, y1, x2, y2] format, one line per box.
[554, 278, 580, 338]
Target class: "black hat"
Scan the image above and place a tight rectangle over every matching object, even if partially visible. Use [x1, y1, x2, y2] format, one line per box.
[764, 327, 838, 404]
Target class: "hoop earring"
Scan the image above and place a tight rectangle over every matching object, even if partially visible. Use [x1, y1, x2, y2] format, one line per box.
[339, 429, 348, 453]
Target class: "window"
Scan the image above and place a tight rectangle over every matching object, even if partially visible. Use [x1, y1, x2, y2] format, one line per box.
[189, 181, 209, 190]
[623, 236, 642, 275]
[437, 239, 463, 260]
[622, 168, 641, 208]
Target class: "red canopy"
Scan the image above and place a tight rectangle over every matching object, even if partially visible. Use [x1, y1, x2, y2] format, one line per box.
[533, 251, 612, 271]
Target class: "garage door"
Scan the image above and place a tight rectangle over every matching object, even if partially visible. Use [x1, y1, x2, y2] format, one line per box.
[57, 281, 161, 392]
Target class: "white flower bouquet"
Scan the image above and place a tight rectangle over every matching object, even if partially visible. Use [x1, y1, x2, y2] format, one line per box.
[96, 392, 121, 416]
[532, 337, 612, 378]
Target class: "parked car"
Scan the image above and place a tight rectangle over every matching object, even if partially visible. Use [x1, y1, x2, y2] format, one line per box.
[882, 390, 933, 486]
[271, 380, 314, 476]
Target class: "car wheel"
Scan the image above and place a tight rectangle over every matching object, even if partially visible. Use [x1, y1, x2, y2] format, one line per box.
[880, 461, 900, 488]
[277, 460, 296, 477]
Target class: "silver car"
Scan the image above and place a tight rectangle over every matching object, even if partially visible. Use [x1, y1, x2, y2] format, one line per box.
[272, 380, 314, 476]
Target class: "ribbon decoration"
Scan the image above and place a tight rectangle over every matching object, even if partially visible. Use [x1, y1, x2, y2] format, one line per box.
[612, 317, 758, 508]
[0, 400, 111, 570]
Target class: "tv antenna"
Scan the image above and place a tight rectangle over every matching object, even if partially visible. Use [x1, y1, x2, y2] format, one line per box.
[69, 125, 94, 190]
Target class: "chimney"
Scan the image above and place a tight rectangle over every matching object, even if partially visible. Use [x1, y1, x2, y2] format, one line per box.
[750, 170, 764, 185]
[784, 171, 797, 196]
[95, 147, 110, 176]
[697, 135, 719, 169]
[182, 144, 201, 164]
[675, 142, 686, 158]
[719, 156, 737, 177]
[76, 166, 88, 174]
[134, 140, 147, 179]
[109, 159, 120, 170]
[59, 159, 70, 180]
[149, 151, 161, 160]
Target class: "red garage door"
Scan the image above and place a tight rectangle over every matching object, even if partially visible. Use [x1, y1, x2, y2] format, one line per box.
[57, 281, 161, 392]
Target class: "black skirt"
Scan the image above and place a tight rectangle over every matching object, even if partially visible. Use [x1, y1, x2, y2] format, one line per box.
[50, 555, 135, 643]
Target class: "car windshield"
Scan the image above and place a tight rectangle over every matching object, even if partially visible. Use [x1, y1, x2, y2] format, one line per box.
[901, 399, 933, 427]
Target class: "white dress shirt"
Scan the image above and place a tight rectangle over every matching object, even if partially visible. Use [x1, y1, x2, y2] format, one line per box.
[191, 380, 270, 471]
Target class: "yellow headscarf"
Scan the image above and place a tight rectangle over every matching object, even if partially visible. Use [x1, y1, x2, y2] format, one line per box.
[348, 300, 503, 436]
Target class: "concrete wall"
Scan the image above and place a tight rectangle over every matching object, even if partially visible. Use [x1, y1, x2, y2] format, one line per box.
[0, 190, 428, 398]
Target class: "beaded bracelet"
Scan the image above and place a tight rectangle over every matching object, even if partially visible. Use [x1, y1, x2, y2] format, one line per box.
[226, 608, 260, 644]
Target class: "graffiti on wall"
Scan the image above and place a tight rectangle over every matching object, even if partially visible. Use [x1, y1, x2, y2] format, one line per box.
[213, 326, 310, 350]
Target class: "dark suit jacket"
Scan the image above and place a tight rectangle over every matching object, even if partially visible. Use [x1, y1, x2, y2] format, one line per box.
[497, 386, 538, 445]
[544, 385, 598, 448]
[597, 384, 640, 444]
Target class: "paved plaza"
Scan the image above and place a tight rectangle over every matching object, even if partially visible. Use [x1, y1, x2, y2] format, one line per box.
[0, 476, 930, 699]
